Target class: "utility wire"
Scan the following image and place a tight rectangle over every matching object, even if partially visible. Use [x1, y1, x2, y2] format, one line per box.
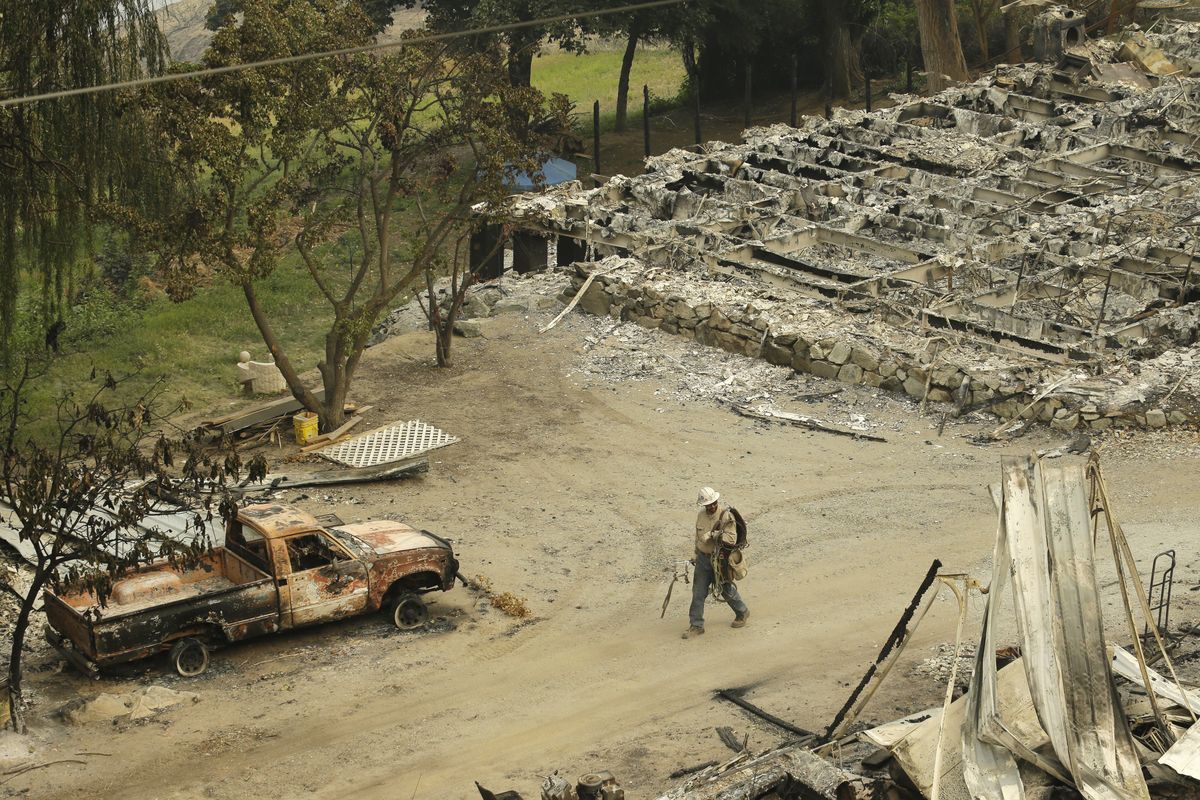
[0, 0, 688, 108]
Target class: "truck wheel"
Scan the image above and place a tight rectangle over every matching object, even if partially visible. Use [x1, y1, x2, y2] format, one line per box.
[390, 594, 429, 630]
[169, 637, 210, 678]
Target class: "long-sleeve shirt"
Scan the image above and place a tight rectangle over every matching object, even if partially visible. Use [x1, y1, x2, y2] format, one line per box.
[695, 505, 737, 555]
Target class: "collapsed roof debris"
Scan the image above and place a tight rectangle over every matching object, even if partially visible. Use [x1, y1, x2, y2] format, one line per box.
[642, 454, 1200, 800]
[505, 18, 1200, 432]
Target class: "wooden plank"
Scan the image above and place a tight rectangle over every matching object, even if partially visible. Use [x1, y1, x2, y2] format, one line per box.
[299, 416, 364, 452]
[204, 389, 327, 435]
[733, 404, 887, 443]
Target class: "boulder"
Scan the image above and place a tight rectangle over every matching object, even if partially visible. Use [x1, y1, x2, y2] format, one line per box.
[453, 319, 486, 338]
[810, 360, 840, 380]
[850, 347, 879, 372]
[579, 282, 610, 317]
[762, 341, 793, 367]
[837, 363, 864, 384]
[827, 341, 852, 366]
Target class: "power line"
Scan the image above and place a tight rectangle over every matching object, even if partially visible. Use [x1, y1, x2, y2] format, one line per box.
[0, 0, 688, 108]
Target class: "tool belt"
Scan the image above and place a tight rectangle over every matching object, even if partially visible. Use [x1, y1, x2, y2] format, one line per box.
[714, 546, 748, 583]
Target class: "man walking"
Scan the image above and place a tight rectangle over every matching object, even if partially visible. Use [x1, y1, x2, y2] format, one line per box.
[683, 486, 749, 639]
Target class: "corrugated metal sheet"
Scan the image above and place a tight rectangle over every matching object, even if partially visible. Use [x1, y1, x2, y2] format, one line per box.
[0, 499, 223, 567]
[997, 456, 1149, 800]
[1160, 720, 1200, 780]
[1110, 645, 1200, 715]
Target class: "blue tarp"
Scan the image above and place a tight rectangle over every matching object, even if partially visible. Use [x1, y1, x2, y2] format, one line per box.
[504, 157, 577, 192]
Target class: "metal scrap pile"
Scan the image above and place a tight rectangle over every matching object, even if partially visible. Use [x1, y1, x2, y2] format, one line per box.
[654, 455, 1200, 800]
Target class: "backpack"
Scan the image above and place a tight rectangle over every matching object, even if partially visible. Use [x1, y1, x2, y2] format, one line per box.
[728, 506, 748, 549]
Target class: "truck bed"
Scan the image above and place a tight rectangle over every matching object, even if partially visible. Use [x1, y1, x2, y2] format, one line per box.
[45, 548, 280, 667]
[51, 549, 265, 619]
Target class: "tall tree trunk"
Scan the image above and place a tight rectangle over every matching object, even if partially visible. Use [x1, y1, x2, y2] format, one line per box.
[506, 30, 536, 89]
[971, 2, 991, 63]
[615, 19, 643, 133]
[821, 0, 861, 99]
[506, 30, 537, 129]
[914, 0, 970, 92]
[681, 39, 701, 144]
[1004, 9, 1023, 64]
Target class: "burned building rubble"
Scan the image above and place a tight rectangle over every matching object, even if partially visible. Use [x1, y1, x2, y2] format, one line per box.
[506, 20, 1200, 432]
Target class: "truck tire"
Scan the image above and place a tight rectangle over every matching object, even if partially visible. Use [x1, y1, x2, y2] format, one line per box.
[169, 637, 210, 677]
[389, 594, 429, 630]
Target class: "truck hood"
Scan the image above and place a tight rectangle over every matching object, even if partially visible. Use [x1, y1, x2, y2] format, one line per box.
[332, 520, 445, 555]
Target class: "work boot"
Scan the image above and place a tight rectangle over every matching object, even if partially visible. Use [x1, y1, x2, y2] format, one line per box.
[732, 611, 749, 629]
[681, 626, 704, 639]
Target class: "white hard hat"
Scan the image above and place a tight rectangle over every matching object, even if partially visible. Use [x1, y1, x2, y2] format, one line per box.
[697, 487, 720, 506]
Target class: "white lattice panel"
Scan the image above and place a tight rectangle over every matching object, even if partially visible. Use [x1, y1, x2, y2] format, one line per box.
[319, 420, 459, 468]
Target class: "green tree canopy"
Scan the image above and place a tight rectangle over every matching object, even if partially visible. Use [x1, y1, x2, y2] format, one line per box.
[138, 0, 569, 430]
[0, 1, 171, 359]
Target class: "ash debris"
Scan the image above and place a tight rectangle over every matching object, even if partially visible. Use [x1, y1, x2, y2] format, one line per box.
[506, 18, 1200, 433]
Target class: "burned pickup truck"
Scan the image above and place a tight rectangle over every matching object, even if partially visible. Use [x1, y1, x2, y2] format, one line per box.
[44, 503, 459, 677]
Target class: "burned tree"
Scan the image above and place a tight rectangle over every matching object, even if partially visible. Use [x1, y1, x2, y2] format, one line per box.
[0, 363, 263, 732]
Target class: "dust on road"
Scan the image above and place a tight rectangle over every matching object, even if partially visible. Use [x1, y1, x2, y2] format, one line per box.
[11, 280, 1200, 799]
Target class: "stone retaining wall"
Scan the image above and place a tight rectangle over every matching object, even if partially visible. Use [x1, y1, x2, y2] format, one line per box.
[570, 267, 1195, 432]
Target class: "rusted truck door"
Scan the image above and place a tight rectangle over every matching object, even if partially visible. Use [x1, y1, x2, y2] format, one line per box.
[279, 531, 369, 627]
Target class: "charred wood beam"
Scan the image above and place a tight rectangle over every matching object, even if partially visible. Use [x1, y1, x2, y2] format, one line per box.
[820, 559, 942, 743]
[714, 688, 815, 739]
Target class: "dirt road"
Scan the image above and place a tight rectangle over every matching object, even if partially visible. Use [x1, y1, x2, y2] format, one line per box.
[11, 288, 1200, 799]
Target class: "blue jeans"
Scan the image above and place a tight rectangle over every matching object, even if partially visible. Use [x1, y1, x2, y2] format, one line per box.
[689, 550, 748, 629]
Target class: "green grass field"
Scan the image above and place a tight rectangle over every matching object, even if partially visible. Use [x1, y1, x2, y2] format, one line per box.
[18, 45, 686, 428]
[533, 43, 685, 130]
